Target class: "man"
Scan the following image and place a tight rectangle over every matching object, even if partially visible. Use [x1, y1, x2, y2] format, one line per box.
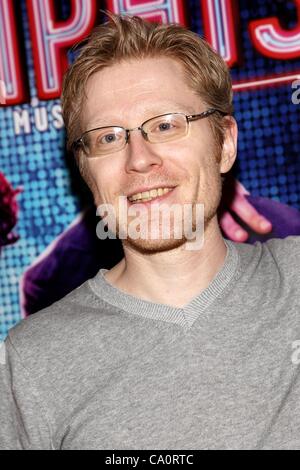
[1, 13, 300, 450]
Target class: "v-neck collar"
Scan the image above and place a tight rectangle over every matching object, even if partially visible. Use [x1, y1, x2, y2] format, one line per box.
[89, 239, 240, 328]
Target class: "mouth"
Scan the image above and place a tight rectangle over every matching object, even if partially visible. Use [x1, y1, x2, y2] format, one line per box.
[127, 187, 177, 207]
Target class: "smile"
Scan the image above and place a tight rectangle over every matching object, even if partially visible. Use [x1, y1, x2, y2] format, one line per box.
[128, 187, 174, 203]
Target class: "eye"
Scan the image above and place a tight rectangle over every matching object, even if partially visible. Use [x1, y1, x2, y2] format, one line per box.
[99, 133, 117, 144]
[158, 122, 173, 132]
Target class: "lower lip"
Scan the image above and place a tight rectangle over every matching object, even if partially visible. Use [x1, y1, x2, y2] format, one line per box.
[127, 187, 177, 207]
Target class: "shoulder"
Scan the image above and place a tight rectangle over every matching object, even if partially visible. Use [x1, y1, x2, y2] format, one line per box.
[227, 236, 300, 302]
[7, 278, 120, 363]
[230, 236, 300, 310]
[233, 235, 300, 271]
[6, 277, 157, 387]
[261, 235, 300, 271]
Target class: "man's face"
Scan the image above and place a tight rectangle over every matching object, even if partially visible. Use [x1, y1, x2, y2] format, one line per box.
[81, 57, 236, 253]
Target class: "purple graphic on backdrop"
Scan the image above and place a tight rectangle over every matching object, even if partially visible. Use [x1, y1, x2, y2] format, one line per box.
[0, 172, 21, 250]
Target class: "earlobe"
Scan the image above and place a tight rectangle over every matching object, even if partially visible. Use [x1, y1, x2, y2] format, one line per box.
[220, 116, 238, 174]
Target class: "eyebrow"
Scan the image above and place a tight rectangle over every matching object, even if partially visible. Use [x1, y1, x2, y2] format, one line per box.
[85, 102, 196, 130]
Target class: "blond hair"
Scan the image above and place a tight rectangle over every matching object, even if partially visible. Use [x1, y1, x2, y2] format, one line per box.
[61, 12, 233, 159]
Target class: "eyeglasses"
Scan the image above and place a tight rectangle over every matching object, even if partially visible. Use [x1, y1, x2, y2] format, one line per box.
[73, 108, 225, 158]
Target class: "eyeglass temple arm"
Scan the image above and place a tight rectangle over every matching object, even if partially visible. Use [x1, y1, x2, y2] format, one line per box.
[187, 109, 227, 121]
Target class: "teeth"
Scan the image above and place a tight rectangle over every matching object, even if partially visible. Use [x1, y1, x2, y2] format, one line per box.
[128, 187, 173, 203]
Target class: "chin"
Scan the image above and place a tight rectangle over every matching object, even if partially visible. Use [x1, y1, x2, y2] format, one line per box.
[122, 235, 188, 255]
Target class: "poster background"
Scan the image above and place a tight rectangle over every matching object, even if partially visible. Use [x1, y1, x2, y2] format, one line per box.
[0, 0, 300, 341]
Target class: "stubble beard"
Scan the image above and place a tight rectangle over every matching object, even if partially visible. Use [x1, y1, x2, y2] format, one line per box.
[115, 169, 223, 255]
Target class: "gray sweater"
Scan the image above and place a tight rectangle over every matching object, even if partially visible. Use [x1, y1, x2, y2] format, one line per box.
[1, 237, 300, 450]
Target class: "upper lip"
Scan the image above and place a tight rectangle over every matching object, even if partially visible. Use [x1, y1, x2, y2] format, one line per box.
[127, 185, 177, 198]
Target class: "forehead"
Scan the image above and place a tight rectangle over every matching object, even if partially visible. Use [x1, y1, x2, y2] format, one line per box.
[83, 57, 202, 129]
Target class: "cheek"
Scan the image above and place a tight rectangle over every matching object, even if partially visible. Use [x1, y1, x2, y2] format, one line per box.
[184, 144, 221, 193]
[86, 160, 123, 199]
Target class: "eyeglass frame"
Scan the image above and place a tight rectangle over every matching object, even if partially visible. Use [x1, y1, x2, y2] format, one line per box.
[72, 107, 227, 156]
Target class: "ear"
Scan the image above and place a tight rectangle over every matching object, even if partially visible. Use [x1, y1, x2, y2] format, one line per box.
[219, 116, 238, 174]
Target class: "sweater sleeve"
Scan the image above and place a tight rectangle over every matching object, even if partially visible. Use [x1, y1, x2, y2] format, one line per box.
[0, 337, 53, 450]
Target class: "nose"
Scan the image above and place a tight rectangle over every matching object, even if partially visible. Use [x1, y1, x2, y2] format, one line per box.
[125, 128, 163, 173]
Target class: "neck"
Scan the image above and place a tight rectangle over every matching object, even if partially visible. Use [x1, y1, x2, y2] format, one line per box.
[104, 217, 228, 308]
